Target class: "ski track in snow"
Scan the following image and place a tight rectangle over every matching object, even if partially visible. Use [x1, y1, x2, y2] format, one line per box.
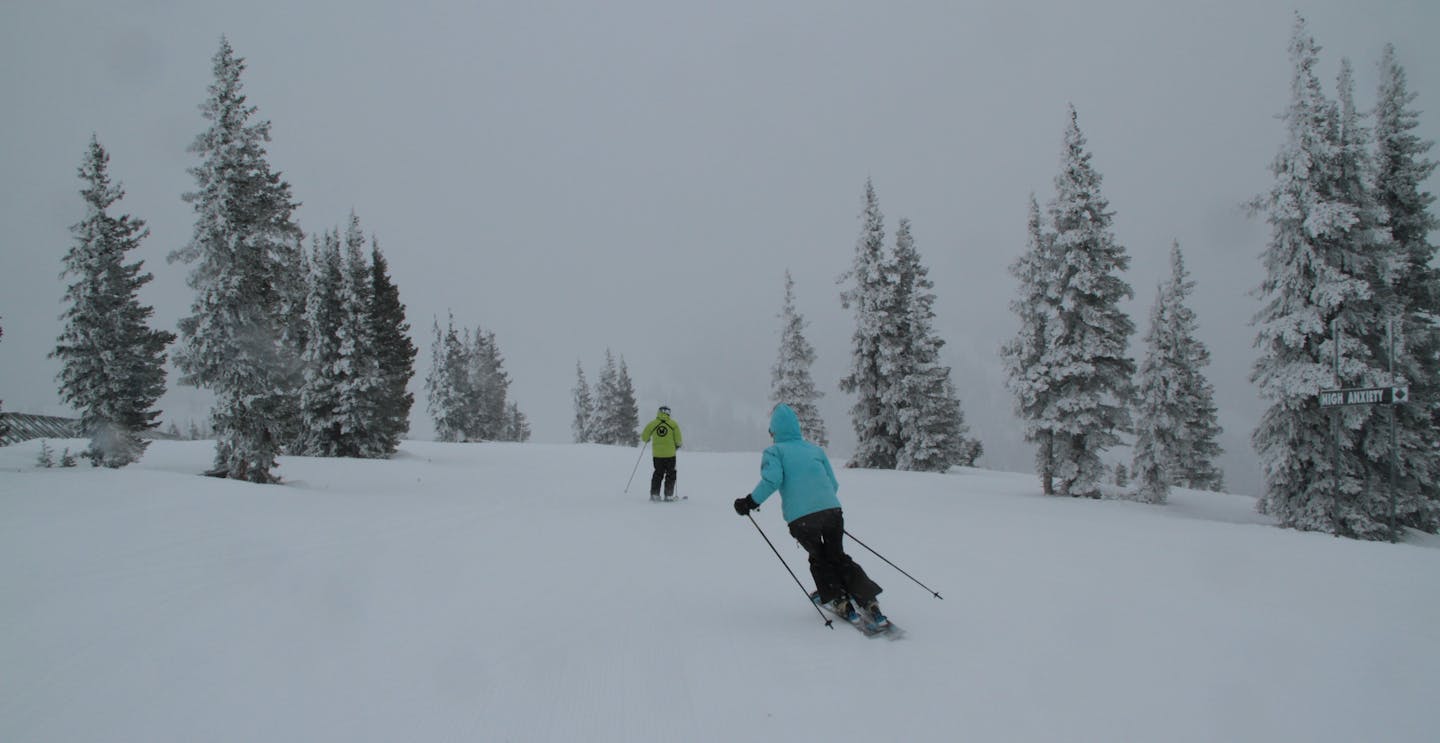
[2, 439, 1439, 742]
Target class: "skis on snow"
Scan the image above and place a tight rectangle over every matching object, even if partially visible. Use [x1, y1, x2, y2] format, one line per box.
[810, 592, 903, 639]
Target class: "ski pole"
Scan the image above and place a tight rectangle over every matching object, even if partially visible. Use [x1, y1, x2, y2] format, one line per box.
[748, 513, 833, 629]
[844, 530, 944, 600]
[623, 439, 650, 493]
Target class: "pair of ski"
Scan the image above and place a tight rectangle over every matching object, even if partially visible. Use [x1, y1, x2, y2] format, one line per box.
[811, 592, 903, 639]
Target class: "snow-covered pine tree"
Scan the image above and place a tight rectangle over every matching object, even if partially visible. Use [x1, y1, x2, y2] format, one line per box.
[1132, 284, 1178, 505]
[770, 270, 828, 447]
[332, 213, 387, 457]
[503, 402, 531, 443]
[367, 237, 416, 456]
[1002, 195, 1062, 494]
[614, 357, 641, 446]
[591, 350, 639, 446]
[300, 230, 346, 456]
[572, 361, 594, 443]
[424, 314, 470, 442]
[1042, 106, 1136, 498]
[886, 219, 980, 472]
[1374, 44, 1440, 531]
[1326, 59, 1428, 537]
[53, 137, 175, 467]
[467, 329, 511, 441]
[839, 179, 900, 468]
[1132, 242, 1225, 503]
[273, 211, 309, 455]
[169, 38, 304, 483]
[593, 350, 622, 445]
[1250, 16, 1380, 537]
[1162, 244, 1225, 490]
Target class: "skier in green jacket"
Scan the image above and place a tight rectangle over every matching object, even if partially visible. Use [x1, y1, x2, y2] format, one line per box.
[641, 405, 682, 501]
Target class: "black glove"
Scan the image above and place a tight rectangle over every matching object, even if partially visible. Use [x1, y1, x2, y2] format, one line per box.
[734, 494, 758, 516]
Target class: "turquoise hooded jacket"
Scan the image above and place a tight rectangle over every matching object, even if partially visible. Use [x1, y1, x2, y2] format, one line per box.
[749, 404, 841, 523]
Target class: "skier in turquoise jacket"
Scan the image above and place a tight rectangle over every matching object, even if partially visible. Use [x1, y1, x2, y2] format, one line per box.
[734, 403, 884, 624]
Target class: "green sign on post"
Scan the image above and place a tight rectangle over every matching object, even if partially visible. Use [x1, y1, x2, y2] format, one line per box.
[1316, 386, 1409, 408]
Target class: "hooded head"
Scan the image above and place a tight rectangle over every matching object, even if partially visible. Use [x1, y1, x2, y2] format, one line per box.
[768, 404, 803, 443]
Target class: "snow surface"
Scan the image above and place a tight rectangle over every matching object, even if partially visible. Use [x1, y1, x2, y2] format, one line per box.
[2, 439, 1437, 743]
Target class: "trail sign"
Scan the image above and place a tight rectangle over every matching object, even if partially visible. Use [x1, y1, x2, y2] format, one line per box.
[1316, 386, 1409, 408]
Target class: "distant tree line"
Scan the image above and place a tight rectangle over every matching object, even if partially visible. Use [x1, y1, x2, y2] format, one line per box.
[425, 314, 529, 443]
[570, 350, 640, 446]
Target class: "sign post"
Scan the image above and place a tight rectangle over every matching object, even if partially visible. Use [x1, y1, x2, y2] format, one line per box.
[1317, 384, 1409, 541]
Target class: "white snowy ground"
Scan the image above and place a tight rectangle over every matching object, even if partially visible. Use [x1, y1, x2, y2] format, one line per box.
[2, 439, 1437, 743]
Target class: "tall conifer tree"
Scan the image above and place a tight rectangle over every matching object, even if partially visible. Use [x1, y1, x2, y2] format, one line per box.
[839, 179, 899, 468]
[1250, 16, 1379, 536]
[170, 38, 304, 482]
[1132, 243, 1224, 502]
[54, 136, 175, 467]
[887, 220, 980, 471]
[300, 230, 345, 456]
[771, 271, 828, 447]
[572, 361, 595, 443]
[1002, 195, 1061, 493]
[332, 213, 387, 456]
[1042, 106, 1135, 498]
[424, 314, 468, 442]
[368, 238, 416, 455]
[1373, 44, 1440, 531]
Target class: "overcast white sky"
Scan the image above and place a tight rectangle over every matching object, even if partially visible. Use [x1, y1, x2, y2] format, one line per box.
[3, 0, 1438, 494]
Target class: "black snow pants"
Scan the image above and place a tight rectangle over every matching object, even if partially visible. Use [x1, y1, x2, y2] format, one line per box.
[787, 508, 881, 605]
[650, 456, 677, 497]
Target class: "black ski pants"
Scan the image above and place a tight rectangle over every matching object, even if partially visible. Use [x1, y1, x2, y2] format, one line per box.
[787, 508, 881, 605]
[650, 456, 677, 497]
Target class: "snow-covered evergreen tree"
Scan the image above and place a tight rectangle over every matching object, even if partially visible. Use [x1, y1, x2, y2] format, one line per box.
[422, 316, 524, 443]
[53, 137, 174, 467]
[886, 220, 981, 471]
[332, 213, 387, 456]
[770, 270, 828, 447]
[591, 349, 639, 446]
[424, 315, 469, 442]
[1327, 57, 1431, 537]
[1042, 106, 1136, 498]
[367, 238, 416, 456]
[1132, 285, 1178, 505]
[467, 329, 511, 441]
[592, 351, 621, 445]
[503, 402, 531, 443]
[1372, 44, 1440, 531]
[1250, 16, 1383, 537]
[169, 38, 304, 483]
[273, 215, 309, 455]
[839, 179, 900, 468]
[1002, 195, 1062, 494]
[1132, 242, 1225, 503]
[613, 357, 641, 447]
[299, 230, 346, 456]
[572, 361, 594, 443]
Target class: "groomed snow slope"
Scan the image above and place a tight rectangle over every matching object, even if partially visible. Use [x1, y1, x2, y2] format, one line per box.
[2, 439, 1437, 742]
